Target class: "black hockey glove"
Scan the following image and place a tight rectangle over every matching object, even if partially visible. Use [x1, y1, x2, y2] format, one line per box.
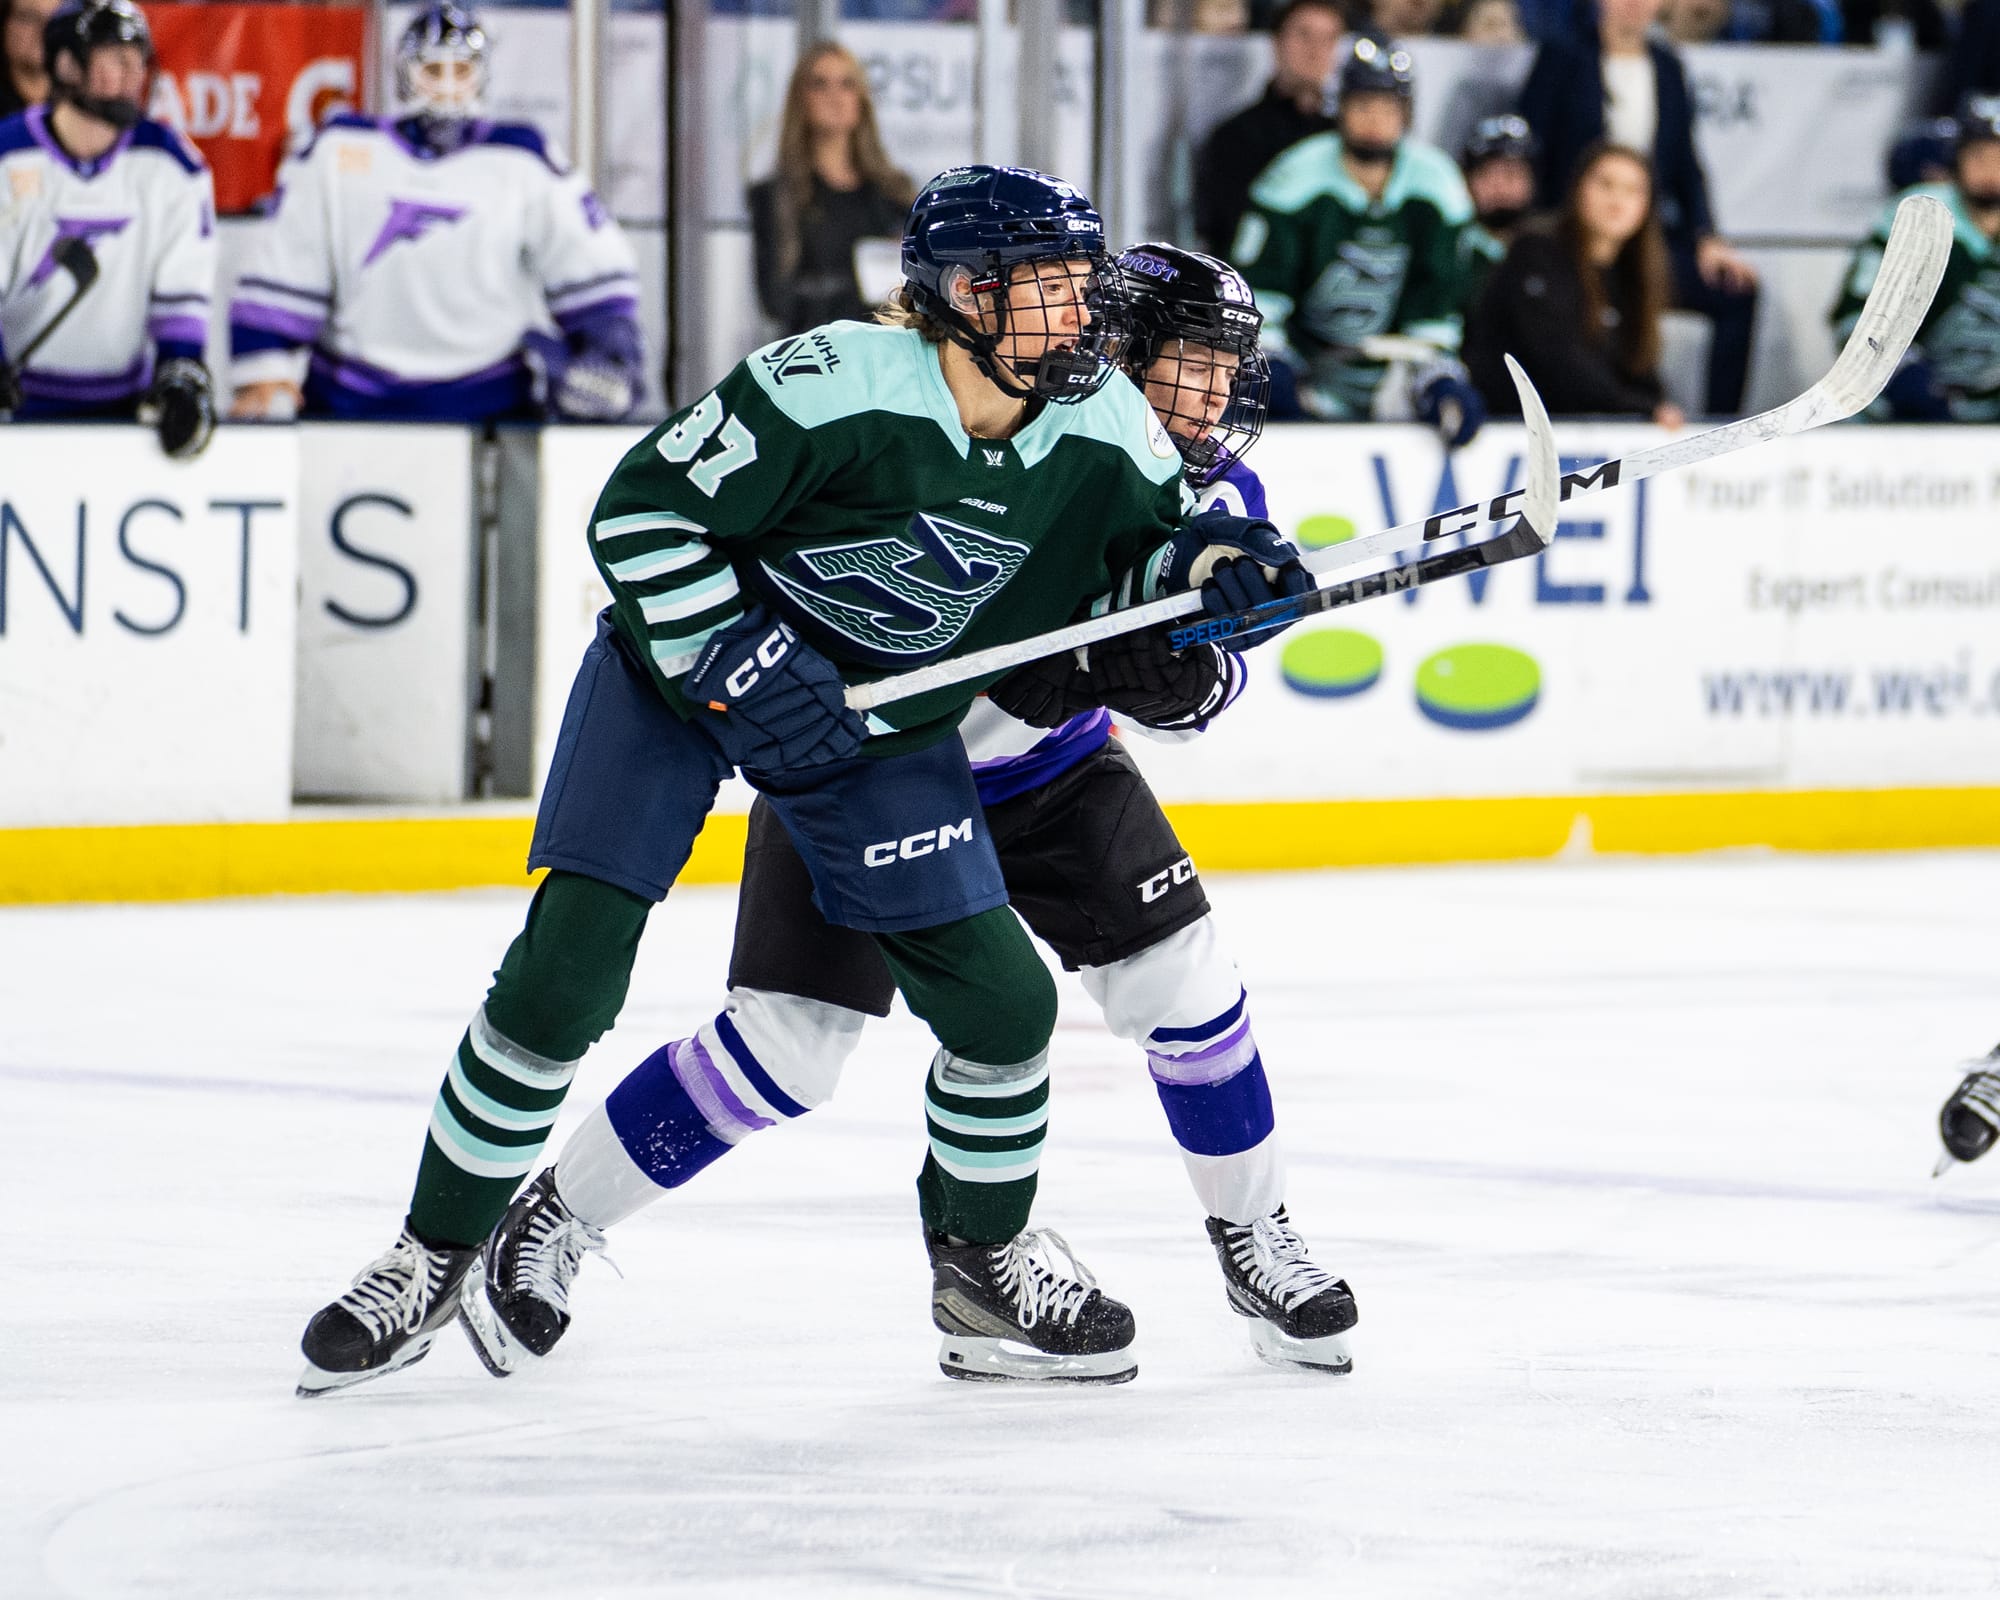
[684, 605, 866, 776]
[1087, 626, 1230, 730]
[986, 650, 1097, 729]
[1156, 512, 1316, 650]
[1413, 356, 1485, 450]
[149, 357, 215, 459]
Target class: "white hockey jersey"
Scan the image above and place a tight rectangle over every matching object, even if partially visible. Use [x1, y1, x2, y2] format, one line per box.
[0, 107, 214, 412]
[230, 115, 639, 419]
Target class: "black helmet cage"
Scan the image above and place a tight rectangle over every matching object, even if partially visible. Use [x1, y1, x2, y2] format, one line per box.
[44, 0, 153, 130]
[1117, 246, 1270, 488]
[912, 234, 1132, 405]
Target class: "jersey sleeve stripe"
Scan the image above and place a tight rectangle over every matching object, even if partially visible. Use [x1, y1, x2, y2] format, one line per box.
[548, 269, 639, 303]
[605, 543, 712, 582]
[593, 510, 707, 540]
[233, 300, 324, 343]
[638, 569, 739, 624]
[236, 275, 333, 306]
[148, 314, 207, 347]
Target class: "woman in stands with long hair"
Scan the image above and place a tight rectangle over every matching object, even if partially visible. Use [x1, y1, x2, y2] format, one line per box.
[748, 42, 915, 337]
[1465, 140, 1683, 425]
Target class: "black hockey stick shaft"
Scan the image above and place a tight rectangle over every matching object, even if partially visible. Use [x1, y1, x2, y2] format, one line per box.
[1, 237, 101, 389]
[1166, 512, 1547, 651]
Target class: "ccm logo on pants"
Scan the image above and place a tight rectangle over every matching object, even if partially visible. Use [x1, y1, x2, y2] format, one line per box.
[865, 819, 975, 867]
[1140, 856, 1197, 903]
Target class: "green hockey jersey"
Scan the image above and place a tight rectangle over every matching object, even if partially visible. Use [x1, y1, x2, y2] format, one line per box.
[1233, 133, 1474, 419]
[1833, 184, 2000, 421]
[586, 321, 1191, 754]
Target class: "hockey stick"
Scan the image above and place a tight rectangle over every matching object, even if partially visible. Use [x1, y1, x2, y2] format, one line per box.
[0, 237, 101, 406]
[844, 193, 1950, 715]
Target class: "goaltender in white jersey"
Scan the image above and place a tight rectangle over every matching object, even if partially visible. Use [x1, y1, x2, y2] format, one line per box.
[0, 0, 215, 457]
[229, 2, 642, 424]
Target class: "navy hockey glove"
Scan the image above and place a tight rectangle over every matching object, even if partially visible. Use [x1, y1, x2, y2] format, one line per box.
[1413, 358, 1485, 450]
[1882, 352, 1951, 422]
[683, 606, 867, 775]
[149, 357, 214, 460]
[524, 329, 640, 423]
[1156, 512, 1316, 650]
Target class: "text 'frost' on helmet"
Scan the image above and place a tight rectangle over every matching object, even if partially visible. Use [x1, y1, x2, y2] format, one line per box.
[898, 164, 1130, 406]
[397, 2, 490, 120]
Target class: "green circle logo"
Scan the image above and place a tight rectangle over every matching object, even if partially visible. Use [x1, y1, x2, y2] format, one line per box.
[1415, 643, 1541, 730]
[1281, 628, 1383, 699]
[1296, 513, 1358, 549]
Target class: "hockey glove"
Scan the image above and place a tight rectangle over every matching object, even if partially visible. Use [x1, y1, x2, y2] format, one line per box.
[986, 650, 1099, 730]
[1413, 357, 1485, 450]
[1087, 626, 1232, 730]
[1156, 512, 1316, 650]
[683, 606, 867, 776]
[524, 328, 641, 423]
[149, 357, 215, 459]
[1882, 352, 1951, 423]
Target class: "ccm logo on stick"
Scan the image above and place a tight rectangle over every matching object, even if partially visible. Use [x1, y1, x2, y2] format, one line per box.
[864, 819, 975, 867]
[1140, 856, 1197, 903]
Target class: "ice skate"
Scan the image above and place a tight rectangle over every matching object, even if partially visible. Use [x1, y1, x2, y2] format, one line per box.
[1205, 1207, 1357, 1373]
[297, 1223, 478, 1396]
[460, 1168, 609, 1377]
[1936, 1050, 2000, 1174]
[927, 1227, 1137, 1384]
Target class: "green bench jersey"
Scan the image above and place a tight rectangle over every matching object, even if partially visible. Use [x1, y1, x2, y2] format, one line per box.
[586, 320, 1191, 755]
[1834, 184, 2000, 421]
[1233, 134, 1474, 420]
[1460, 222, 1507, 320]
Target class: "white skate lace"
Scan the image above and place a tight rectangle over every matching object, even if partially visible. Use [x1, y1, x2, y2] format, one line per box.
[1233, 1214, 1343, 1314]
[338, 1231, 448, 1339]
[515, 1203, 613, 1316]
[1957, 1068, 2000, 1129]
[991, 1228, 1097, 1330]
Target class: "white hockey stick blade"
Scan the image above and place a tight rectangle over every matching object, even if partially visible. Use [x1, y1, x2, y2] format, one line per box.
[843, 197, 1945, 716]
[1507, 352, 1560, 548]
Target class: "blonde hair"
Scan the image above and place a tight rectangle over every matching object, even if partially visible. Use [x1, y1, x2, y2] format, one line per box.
[874, 284, 950, 342]
[772, 43, 916, 285]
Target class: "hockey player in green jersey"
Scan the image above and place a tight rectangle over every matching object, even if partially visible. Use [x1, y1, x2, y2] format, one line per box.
[1835, 102, 2000, 423]
[296, 166, 1317, 1395]
[1232, 35, 1485, 445]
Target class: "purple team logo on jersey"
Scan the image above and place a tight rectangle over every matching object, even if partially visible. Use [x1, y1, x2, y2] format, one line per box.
[362, 199, 468, 267]
[29, 216, 130, 287]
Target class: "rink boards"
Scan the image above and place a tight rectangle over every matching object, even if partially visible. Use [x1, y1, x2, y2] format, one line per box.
[3, 420, 1999, 900]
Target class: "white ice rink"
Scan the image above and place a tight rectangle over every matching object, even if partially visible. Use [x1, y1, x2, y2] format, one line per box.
[7, 851, 2000, 1599]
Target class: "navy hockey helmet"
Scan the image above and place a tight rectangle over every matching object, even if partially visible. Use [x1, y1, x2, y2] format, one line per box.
[397, 2, 490, 121]
[43, 0, 152, 131]
[1461, 114, 1538, 175]
[1955, 96, 2000, 158]
[1337, 34, 1415, 109]
[1116, 244, 1270, 488]
[1885, 116, 1958, 191]
[901, 165, 1129, 404]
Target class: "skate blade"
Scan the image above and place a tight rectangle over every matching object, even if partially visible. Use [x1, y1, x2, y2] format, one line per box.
[295, 1333, 437, 1398]
[457, 1270, 530, 1380]
[936, 1335, 1137, 1385]
[1248, 1319, 1352, 1374]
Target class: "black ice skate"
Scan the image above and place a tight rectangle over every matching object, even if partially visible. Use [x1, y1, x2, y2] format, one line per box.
[1205, 1206, 1357, 1373]
[927, 1227, 1137, 1384]
[1937, 1049, 2000, 1173]
[459, 1168, 609, 1377]
[297, 1223, 478, 1396]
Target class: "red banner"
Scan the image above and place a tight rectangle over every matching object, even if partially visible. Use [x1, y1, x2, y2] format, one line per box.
[143, 3, 369, 214]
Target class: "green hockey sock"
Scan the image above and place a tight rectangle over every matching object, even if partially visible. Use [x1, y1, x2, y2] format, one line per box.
[915, 1046, 1050, 1244]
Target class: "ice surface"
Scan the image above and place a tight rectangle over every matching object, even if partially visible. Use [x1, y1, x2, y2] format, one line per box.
[6, 852, 2000, 1599]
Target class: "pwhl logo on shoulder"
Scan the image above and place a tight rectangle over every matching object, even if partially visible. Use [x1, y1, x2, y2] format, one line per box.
[761, 513, 1029, 663]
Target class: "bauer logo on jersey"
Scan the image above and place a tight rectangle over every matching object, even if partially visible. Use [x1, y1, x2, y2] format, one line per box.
[760, 513, 1030, 664]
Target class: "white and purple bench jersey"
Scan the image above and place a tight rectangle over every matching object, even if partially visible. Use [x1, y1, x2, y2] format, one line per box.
[230, 115, 638, 420]
[962, 460, 1264, 805]
[0, 107, 214, 414]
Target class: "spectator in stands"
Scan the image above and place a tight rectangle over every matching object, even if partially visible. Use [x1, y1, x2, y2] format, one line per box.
[1943, 0, 2000, 107]
[1450, 0, 1528, 41]
[1661, 0, 1838, 40]
[1370, 0, 1444, 34]
[1193, 0, 1343, 257]
[1833, 102, 2000, 422]
[1459, 114, 1537, 307]
[230, 4, 643, 422]
[1518, 0, 1758, 415]
[747, 42, 914, 337]
[1465, 142, 1682, 424]
[1851, 0, 1946, 57]
[0, 0, 56, 117]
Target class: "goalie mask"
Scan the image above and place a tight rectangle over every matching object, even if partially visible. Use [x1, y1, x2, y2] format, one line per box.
[397, 2, 489, 123]
[901, 165, 1130, 405]
[1117, 244, 1269, 489]
[43, 0, 153, 132]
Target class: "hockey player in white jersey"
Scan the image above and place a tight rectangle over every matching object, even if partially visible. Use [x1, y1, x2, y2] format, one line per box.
[0, 0, 215, 456]
[228, 2, 642, 424]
